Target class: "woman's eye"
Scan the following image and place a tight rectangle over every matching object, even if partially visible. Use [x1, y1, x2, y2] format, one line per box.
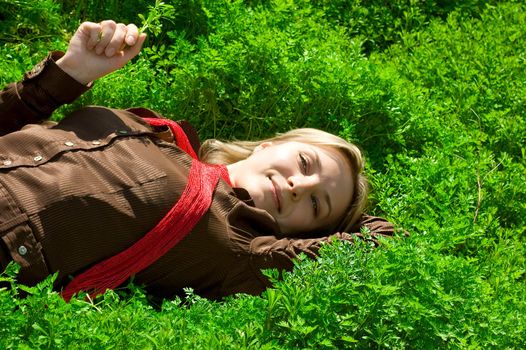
[299, 153, 308, 173]
[311, 195, 319, 216]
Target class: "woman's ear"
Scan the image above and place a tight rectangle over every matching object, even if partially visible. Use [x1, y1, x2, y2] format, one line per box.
[254, 142, 273, 153]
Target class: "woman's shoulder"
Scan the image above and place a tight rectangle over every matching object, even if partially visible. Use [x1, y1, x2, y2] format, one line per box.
[126, 107, 201, 154]
[57, 106, 151, 134]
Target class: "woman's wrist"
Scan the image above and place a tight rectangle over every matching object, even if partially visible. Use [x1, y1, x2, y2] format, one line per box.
[55, 55, 93, 86]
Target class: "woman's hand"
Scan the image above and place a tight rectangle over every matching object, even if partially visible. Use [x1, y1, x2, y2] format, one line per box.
[56, 20, 147, 85]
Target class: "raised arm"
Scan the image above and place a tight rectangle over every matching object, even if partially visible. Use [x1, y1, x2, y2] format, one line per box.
[0, 21, 146, 135]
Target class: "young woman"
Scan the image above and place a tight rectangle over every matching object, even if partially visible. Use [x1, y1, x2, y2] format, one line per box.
[0, 21, 394, 300]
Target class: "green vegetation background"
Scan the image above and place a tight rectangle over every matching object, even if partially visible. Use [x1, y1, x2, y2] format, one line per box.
[1, 0, 525, 348]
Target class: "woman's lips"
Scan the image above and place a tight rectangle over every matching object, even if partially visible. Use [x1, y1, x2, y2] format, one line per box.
[269, 176, 281, 213]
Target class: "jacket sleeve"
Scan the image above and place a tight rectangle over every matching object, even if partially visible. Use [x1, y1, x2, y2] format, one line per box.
[0, 51, 90, 136]
[249, 214, 396, 273]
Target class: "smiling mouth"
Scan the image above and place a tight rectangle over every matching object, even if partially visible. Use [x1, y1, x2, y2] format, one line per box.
[269, 176, 281, 213]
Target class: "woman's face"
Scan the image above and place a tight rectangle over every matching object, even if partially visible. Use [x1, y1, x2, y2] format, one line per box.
[227, 141, 353, 235]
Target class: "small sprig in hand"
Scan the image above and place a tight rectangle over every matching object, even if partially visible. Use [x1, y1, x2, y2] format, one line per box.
[138, 0, 176, 36]
[56, 21, 146, 85]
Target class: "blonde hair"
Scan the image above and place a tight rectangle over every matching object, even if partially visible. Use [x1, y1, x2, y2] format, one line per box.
[200, 128, 368, 234]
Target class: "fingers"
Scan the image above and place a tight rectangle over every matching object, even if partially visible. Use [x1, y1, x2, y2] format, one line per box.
[95, 20, 117, 55]
[105, 22, 126, 56]
[82, 20, 143, 57]
[80, 22, 103, 50]
[125, 24, 140, 47]
[122, 32, 147, 61]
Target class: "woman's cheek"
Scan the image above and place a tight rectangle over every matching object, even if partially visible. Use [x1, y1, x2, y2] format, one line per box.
[283, 204, 311, 234]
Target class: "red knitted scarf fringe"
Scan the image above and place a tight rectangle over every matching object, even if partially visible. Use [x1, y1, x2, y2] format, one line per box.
[61, 118, 230, 301]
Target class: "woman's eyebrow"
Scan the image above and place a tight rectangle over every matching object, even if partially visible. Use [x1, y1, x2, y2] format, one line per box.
[325, 192, 332, 220]
[313, 149, 332, 219]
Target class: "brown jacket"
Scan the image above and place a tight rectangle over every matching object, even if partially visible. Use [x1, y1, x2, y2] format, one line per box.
[0, 52, 395, 299]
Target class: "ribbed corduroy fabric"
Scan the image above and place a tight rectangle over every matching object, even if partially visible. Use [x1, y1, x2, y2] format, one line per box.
[61, 118, 231, 301]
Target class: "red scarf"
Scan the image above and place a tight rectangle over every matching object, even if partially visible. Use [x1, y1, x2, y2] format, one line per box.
[61, 118, 230, 301]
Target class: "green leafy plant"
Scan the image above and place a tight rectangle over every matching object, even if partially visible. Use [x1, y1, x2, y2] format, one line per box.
[1, 1, 525, 348]
[138, 0, 175, 36]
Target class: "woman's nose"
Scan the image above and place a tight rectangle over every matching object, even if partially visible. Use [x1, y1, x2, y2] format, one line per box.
[288, 175, 317, 200]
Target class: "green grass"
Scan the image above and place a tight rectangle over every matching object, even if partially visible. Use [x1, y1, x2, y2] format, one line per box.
[1, 0, 525, 348]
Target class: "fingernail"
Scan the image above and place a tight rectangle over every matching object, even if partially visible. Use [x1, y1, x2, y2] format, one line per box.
[106, 48, 115, 57]
[126, 35, 135, 45]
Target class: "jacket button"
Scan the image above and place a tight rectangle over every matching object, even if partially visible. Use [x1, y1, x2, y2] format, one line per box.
[18, 246, 28, 256]
[33, 155, 43, 162]
[64, 141, 75, 147]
